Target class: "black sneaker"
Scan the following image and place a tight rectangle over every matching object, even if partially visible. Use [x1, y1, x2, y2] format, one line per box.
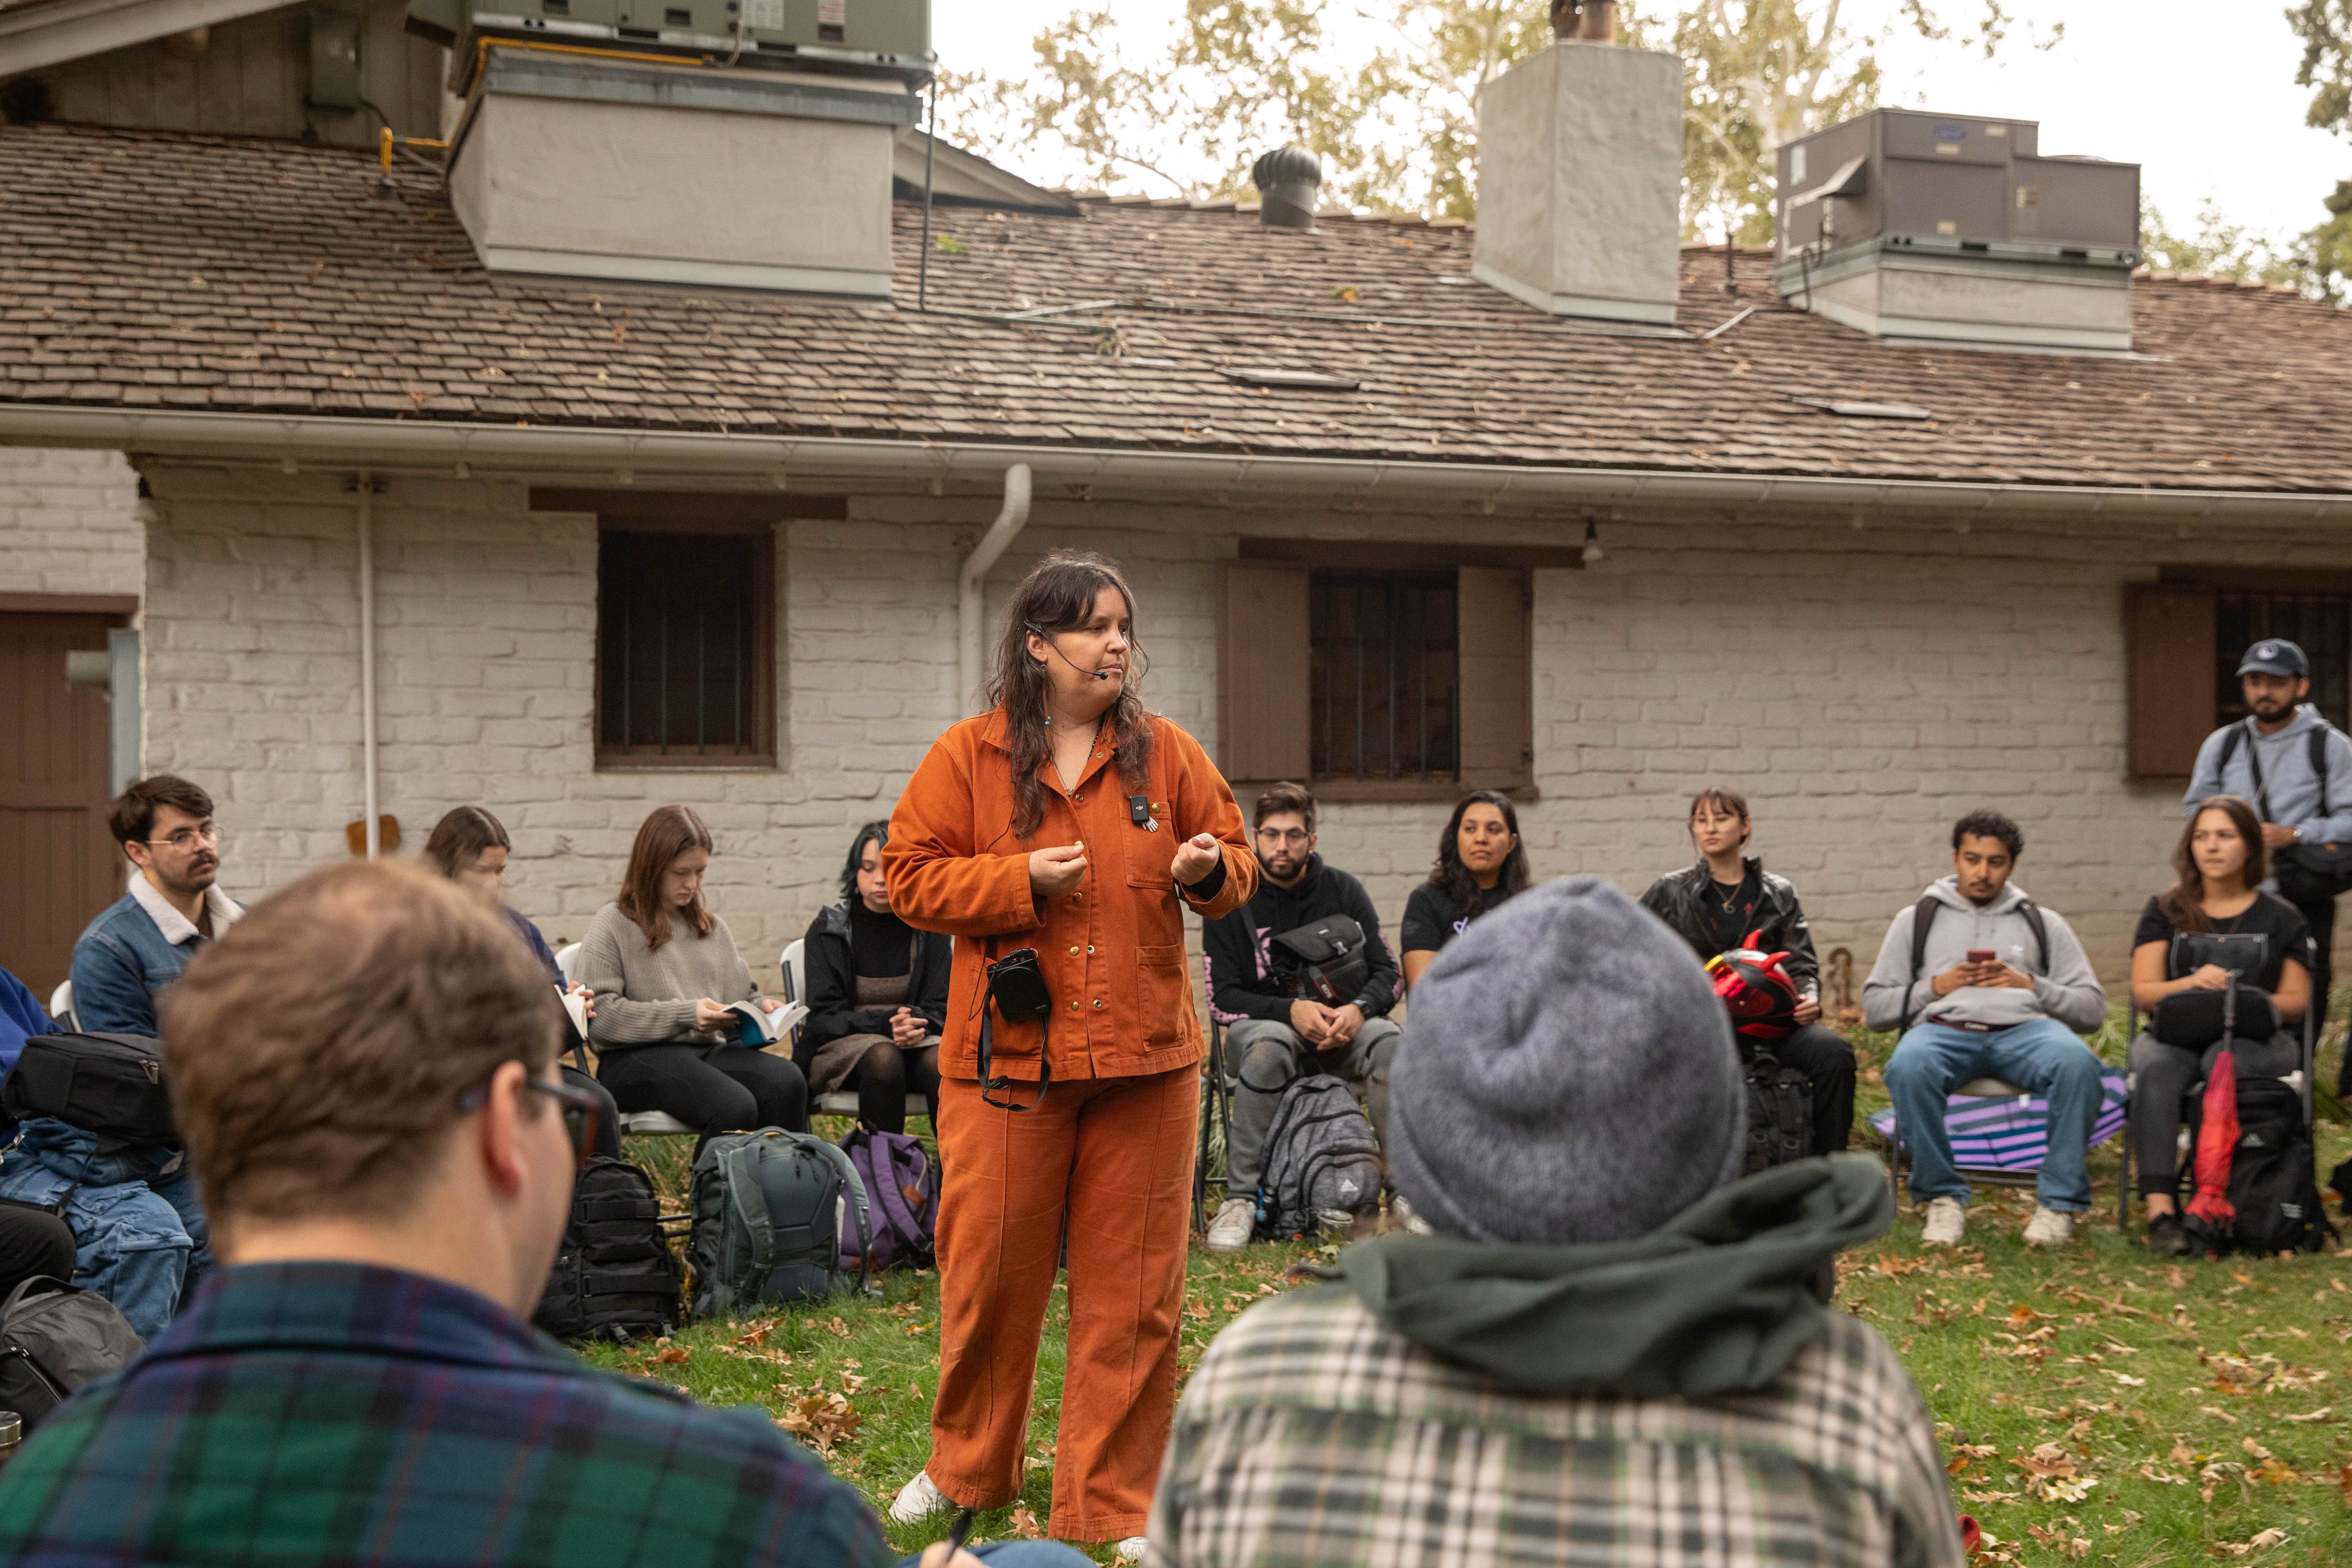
[2147, 1211, 2192, 1257]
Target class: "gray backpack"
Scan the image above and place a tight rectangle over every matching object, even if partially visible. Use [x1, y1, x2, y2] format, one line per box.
[0, 1274, 145, 1430]
[687, 1130, 872, 1317]
[1254, 1074, 1383, 1239]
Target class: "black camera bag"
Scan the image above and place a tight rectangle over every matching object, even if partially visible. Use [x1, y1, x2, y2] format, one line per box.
[1, 1033, 177, 1149]
[1269, 915, 1371, 1007]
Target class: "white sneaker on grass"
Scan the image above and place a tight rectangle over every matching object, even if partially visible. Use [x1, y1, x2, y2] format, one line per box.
[2023, 1206, 2074, 1247]
[1204, 1197, 1256, 1253]
[1920, 1196, 1966, 1247]
[1116, 1537, 1149, 1563]
[888, 1469, 951, 1525]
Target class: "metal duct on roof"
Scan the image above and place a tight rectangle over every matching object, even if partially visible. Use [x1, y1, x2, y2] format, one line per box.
[1251, 146, 1321, 231]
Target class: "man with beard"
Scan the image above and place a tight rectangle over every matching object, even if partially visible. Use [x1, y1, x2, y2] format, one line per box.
[1201, 782, 1402, 1252]
[72, 775, 243, 1037]
[2182, 639, 2352, 1088]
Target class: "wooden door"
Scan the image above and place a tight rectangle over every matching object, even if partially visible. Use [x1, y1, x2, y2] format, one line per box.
[0, 613, 124, 999]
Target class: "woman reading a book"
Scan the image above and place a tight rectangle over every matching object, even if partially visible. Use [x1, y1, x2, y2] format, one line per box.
[797, 819, 950, 1135]
[579, 803, 807, 1147]
[424, 804, 621, 1160]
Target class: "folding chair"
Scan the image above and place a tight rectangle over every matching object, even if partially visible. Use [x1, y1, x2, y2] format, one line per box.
[46, 979, 75, 1033]
[794, 937, 930, 1123]
[1873, 1066, 2130, 1195]
[555, 941, 696, 1139]
[1192, 1017, 1233, 1236]
[2114, 935, 2318, 1233]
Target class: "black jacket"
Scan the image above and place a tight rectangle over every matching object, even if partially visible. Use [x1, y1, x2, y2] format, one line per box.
[1638, 859, 1822, 1001]
[795, 901, 952, 1074]
[1203, 854, 1401, 1024]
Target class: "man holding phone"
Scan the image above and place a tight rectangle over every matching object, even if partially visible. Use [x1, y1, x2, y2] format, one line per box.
[1861, 810, 2108, 1249]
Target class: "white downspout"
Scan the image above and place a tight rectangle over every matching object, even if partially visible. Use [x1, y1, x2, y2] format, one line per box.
[958, 464, 1033, 715]
[357, 470, 380, 857]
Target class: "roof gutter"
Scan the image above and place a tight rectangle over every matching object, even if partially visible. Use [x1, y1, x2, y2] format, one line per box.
[3, 404, 2349, 524]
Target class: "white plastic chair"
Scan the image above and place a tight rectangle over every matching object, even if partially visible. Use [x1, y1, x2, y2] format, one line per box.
[47, 980, 74, 1032]
[779, 939, 805, 1006]
[554, 943, 581, 987]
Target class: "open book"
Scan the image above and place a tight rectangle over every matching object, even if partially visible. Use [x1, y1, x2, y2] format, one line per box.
[715, 999, 808, 1046]
[559, 987, 590, 1040]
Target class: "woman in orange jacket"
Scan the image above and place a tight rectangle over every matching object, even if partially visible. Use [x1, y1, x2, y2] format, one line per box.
[882, 551, 1254, 1552]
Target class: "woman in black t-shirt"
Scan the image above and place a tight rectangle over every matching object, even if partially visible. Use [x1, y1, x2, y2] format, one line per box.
[2127, 794, 2310, 1255]
[1400, 791, 1530, 989]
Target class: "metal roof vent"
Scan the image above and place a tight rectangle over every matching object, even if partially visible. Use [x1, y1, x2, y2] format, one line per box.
[1775, 109, 2141, 353]
[1251, 147, 1321, 230]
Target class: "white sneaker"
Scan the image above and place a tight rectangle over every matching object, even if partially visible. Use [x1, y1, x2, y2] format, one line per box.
[888, 1469, 951, 1525]
[1920, 1196, 1967, 1247]
[2023, 1206, 2074, 1247]
[1204, 1197, 1256, 1252]
[1116, 1537, 1150, 1563]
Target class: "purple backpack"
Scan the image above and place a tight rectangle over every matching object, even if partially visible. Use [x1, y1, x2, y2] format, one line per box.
[838, 1128, 938, 1272]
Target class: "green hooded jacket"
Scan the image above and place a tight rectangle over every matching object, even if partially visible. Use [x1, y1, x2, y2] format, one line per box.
[1341, 1151, 1893, 1399]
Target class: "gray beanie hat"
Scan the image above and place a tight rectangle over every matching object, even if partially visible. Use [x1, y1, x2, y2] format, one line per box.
[1385, 876, 1748, 1246]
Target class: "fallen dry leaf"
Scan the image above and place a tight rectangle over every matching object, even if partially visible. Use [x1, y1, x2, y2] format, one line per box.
[654, 1347, 689, 1364]
[2210, 1527, 2289, 1558]
[1009, 1505, 1044, 1540]
[2278, 1407, 2331, 1423]
[774, 1391, 863, 1455]
[827, 1317, 851, 1339]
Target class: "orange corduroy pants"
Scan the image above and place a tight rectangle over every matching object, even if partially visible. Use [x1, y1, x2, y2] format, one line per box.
[923, 1065, 1198, 1542]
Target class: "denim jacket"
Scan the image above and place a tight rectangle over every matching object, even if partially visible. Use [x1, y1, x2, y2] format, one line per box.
[70, 879, 242, 1038]
[0, 1118, 211, 1339]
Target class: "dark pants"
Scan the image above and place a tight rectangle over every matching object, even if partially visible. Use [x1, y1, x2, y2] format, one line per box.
[559, 1063, 624, 1162]
[845, 1040, 942, 1135]
[2128, 1031, 2301, 1196]
[2285, 888, 2346, 1095]
[597, 1044, 808, 1153]
[0, 1201, 76, 1302]
[1769, 1023, 1858, 1156]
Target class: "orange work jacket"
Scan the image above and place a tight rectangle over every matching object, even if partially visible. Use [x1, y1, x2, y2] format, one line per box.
[883, 707, 1255, 1083]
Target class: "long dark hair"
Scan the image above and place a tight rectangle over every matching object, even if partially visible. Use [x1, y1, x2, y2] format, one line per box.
[841, 819, 889, 904]
[2160, 794, 2267, 932]
[985, 551, 1154, 841]
[1427, 789, 1530, 921]
[423, 805, 510, 879]
[617, 804, 716, 951]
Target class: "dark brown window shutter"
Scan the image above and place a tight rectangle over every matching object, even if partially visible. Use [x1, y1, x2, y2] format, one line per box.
[1457, 566, 1533, 789]
[2125, 584, 2215, 779]
[1216, 560, 1310, 783]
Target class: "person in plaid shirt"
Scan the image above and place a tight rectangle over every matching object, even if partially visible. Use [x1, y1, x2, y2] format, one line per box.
[0, 860, 1081, 1568]
[1148, 877, 1967, 1568]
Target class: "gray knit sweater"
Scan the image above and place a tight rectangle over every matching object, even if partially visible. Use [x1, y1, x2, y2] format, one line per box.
[578, 901, 759, 1050]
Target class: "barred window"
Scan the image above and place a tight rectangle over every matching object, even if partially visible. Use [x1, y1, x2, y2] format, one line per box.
[2124, 571, 2352, 777]
[1309, 570, 1458, 783]
[2214, 592, 2349, 731]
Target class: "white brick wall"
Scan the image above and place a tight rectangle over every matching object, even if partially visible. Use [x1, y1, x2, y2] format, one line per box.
[134, 461, 2337, 987]
[0, 447, 143, 600]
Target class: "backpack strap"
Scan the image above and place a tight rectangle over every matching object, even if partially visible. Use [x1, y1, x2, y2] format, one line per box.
[2016, 898, 2049, 975]
[717, 1138, 778, 1316]
[1901, 896, 1940, 1034]
[2235, 718, 2281, 825]
[2310, 722, 2332, 819]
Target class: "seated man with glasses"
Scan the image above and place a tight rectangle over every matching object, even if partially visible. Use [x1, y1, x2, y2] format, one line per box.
[1201, 782, 1404, 1251]
[71, 775, 240, 1037]
[0, 860, 908, 1567]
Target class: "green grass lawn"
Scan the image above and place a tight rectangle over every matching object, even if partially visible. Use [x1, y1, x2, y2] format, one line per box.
[584, 1008, 2352, 1567]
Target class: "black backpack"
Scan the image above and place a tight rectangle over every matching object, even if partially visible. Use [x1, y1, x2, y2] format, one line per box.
[2184, 1078, 2337, 1257]
[0, 1275, 145, 1431]
[1254, 1074, 1383, 1239]
[1741, 1047, 1813, 1175]
[1, 1034, 177, 1150]
[687, 1130, 871, 1317]
[533, 1157, 680, 1343]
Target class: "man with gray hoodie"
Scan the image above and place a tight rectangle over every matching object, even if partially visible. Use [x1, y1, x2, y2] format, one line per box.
[2181, 638, 2352, 1092]
[1147, 877, 1964, 1568]
[1864, 810, 2107, 1249]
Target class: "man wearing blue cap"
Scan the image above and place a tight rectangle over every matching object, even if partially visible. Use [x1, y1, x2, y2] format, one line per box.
[2183, 638, 2352, 1090]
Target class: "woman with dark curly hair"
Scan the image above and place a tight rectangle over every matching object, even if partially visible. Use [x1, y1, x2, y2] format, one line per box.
[1399, 790, 1530, 989]
[796, 820, 950, 1134]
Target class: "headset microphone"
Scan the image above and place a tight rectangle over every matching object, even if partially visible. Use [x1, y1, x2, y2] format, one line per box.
[1025, 622, 1116, 680]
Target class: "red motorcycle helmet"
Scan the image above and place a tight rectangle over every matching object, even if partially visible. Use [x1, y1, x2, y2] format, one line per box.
[1704, 944, 1799, 1046]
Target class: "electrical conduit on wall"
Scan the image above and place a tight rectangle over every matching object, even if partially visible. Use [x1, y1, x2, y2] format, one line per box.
[958, 463, 1032, 716]
[356, 469, 380, 857]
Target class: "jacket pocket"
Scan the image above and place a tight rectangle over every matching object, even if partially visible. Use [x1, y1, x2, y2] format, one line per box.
[1135, 943, 1187, 1048]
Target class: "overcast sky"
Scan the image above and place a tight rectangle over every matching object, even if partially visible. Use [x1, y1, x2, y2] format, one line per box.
[932, 1, 2348, 243]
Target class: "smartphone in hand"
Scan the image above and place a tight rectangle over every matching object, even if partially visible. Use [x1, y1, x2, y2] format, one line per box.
[1966, 949, 1996, 964]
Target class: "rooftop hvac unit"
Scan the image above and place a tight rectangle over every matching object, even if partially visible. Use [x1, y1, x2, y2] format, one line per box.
[408, 0, 930, 90]
[1773, 109, 2141, 352]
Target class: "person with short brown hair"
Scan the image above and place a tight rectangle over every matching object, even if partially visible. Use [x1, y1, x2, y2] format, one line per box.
[0, 859, 906, 1568]
[71, 774, 240, 1036]
[578, 805, 806, 1145]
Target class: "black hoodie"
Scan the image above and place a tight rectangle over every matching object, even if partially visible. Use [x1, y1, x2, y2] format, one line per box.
[794, 900, 951, 1077]
[1203, 853, 1400, 1024]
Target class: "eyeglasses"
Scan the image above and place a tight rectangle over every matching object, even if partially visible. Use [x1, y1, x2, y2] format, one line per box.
[458, 1072, 601, 1171]
[1254, 828, 1312, 846]
[142, 824, 222, 851]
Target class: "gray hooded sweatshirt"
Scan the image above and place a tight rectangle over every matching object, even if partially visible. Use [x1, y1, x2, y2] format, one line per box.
[1862, 875, 2106, 1034]
[2182, 704, 2352, 845]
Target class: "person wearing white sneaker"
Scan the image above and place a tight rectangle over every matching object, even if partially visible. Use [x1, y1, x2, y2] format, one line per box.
[2021, 1206, 2073, 1247]
[1919, 1195, 1967, 1247]
[1865, 811, 2108, 1249]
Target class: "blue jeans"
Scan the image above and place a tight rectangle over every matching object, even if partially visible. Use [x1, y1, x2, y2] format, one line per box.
[897, 1544, 1096, 1567]
[1883, 1018, 2104, 1212]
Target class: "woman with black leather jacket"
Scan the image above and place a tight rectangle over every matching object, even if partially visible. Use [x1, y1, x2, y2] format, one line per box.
[797, 821, 952, 1134]
[1638, 785, 1855, 1155]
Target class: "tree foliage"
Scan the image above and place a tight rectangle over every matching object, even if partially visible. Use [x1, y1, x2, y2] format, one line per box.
[2286, 1, 2352, 301]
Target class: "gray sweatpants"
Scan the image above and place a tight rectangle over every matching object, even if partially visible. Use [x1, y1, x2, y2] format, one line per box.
[1221, 1015, 1402, 1203]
